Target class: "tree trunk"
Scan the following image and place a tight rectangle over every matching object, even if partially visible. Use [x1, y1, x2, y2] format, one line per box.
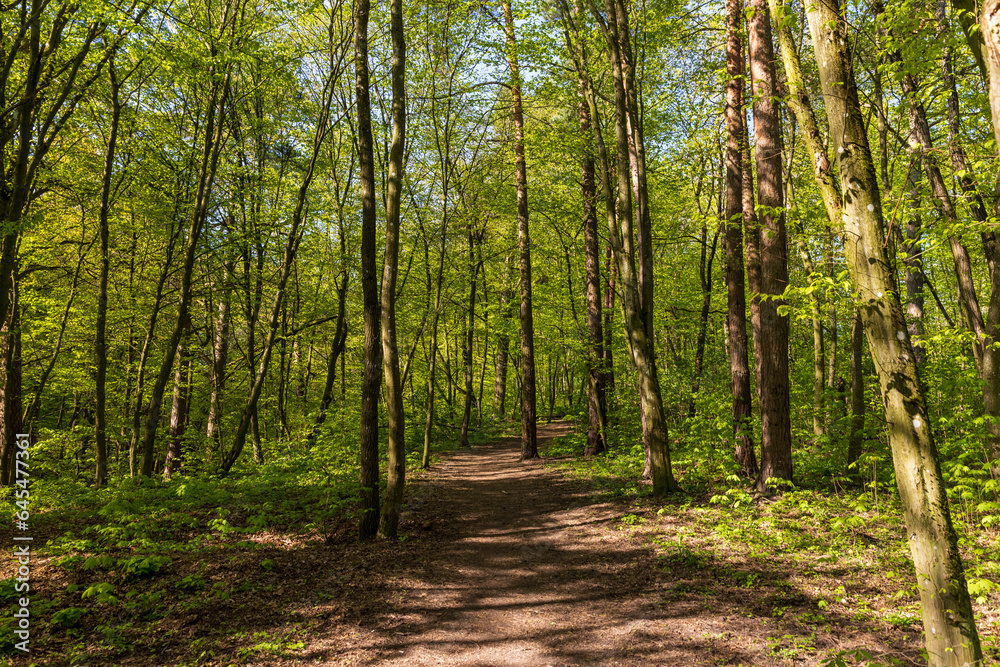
[725, 0, 758, 478]
[561, 0, 608, 456]
[220, 39, 334, 475]
[313, 270, 348, 430]
[846, 308, 865, 473]
[603, 246, 617, 401]
[356, 0, 382, 539]
[899, 64, 1000, 455]
[601, 0, 676, 494]
[377, 0, 407, 539]
[163, 323, 192, 481]
[0, 285, 21, 487]
[974, 0, 1000, 466]
[502, 0, 538, 461]
[808, 2, 983, 661]
[24, 238, 86, 432]
[141, 71, 230, 477]
[206, 280, 231, 457]
[748, 0, 792, 492]
[901, 162, 925, 367]
[95, 62, 121, 488]
[423, 230, 447, 468]
[493, 273, 511, 419]
[459, 226, 479, 448]
[129, 218, 182, 477]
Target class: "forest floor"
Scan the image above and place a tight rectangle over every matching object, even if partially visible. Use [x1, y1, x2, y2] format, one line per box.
[6, 421, 1000, 666]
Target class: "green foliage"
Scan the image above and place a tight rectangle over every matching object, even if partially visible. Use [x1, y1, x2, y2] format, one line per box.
[120, 555, 172, 579]
[81, 582, 119, 606]
[176, 574, 207, 592]
[51, 607, 87, 628]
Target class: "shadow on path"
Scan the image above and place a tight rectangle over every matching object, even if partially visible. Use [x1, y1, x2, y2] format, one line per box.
[307, 423, 918, 667]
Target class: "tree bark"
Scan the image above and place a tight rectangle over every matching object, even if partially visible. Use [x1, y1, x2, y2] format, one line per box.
[976, 0, 1000, 466]
[377, 0, 407, 539]
[899, 63, 1000, 454]
[807, 1, 983, 661]
[163, 321, 192, 480]
[129, 215, 182, 477]
[561, 0, 608, 456]
[206, 270, 232, 457]
[141, 72, 229, 477]
[748, 0, 792, 492]
[846, 308, 865, 473]
[493, 279, 511, 419]
[502, 0, 538, 461]
[356, 0, 382, 539]
[901, 161, 925, 367]
[95, 61, 121, 488]
[689, 219, 719, 416]
[0, 285, 21, 487]
[600, 0, 676, 493]
[725, 0, 758, 478]
[459, 225, 480, 448]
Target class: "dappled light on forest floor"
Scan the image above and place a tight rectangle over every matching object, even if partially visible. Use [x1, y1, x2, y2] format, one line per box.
[4, 422, 998, 665]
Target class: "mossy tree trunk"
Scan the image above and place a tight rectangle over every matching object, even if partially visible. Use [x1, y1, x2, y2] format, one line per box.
[807, 0, 983, 662]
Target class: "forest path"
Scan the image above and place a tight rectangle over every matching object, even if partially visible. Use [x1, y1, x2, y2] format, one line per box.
[329, 422, 733, 666]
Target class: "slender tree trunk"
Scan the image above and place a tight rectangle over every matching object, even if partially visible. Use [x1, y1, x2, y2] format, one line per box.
[423, 234, 447, 468]
[493, 273, 511, 418]
[220, 49, 333, 475]
[24, 239, 86, 431]
[206, 278, 231, 457]
[900, 65, 1000, 453]
[163, 321, 192, 480]
[0, 285, 21, 487]
[743, 133, 762, 415]
[502, 0, 538, 460]
[603, 247, 616, 400]
[689, 220, 719, 416]
[790, 222, 826, 438]
[826, 231, 839, 389]
[969, 0, 1000, 466]
[724, 0, 758, 477]
[846, 308, 865, 473]
[378, 0, 407, 539]
[601, 0, 676, 493]
[748, 0, 792, 492]
[141, 76, 229, 477]
[94, 63, 121, 488]
[356, 0, 381, 539]
[901, 162, 925, 367]
[561, 0, 608, 455]
[808, 2, 983, 661]
[459, 226, 479, 448]
[129, 219, 181, 477]
[313, 270, 348, 430]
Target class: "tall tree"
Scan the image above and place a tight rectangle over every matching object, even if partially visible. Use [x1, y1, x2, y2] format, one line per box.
[560, 0, 608, 456]
[501, 0, 538, 460]
[597, 0, 677, 494]
[94, 60, 122, 488]
[378, 0, 407, 539]
[140, 3, 235, 476]
[724, 0, 757, 478]
[807, 0, 983, 661]
[748, 0, 792, 492]
[356, 0, 382, 539]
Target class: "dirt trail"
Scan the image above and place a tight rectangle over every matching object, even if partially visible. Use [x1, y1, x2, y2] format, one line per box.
[331, 422, 731, 666]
